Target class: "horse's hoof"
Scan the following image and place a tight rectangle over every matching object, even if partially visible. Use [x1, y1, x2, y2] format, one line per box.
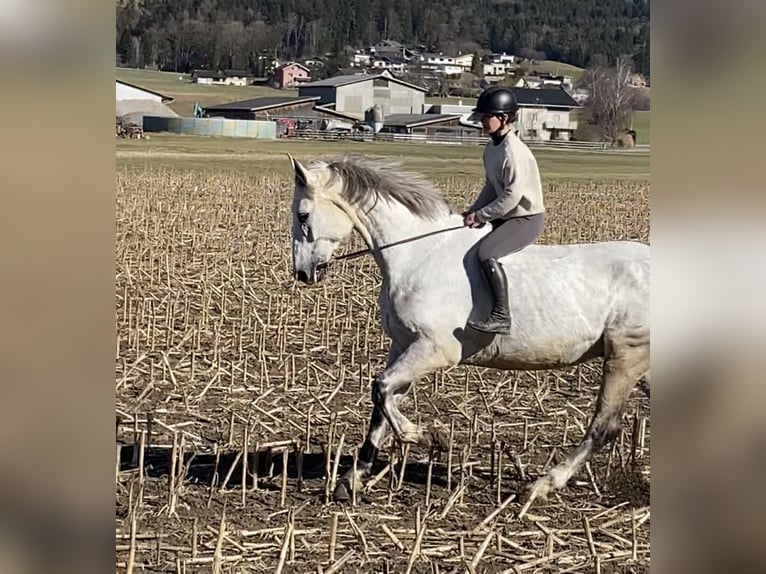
[518, 478, 552, 518]
[333, 479, 351, 502]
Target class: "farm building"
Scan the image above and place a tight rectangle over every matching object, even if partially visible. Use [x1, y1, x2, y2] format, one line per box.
[203, 96, 322, 121]
[202, 95, 362, 134]
[512, 88, 580, 141]
[191, 69, 254, 86]
[428, 88, 580, 142]
[116, 79, 177, 130]
[272, 63, 311, 89]
[379, 114, 463, 135]
[298, 72, 427, 118]
[191, 70, 224, 84]
[116, 79, 173, 104]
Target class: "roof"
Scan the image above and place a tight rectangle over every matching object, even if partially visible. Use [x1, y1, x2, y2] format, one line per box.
[300, 73, 427, 92]
[375, 40, 403, 48]
[383, 114, 461, 128]
[277, 62, 311, 73]
[512, 87, 580, 108]
[204, 96, 321, 112]
[222, 69, 255, 77]
[380, 56, 408, 64]
[314, 104, 364, 122]
[116, 79, 174, 103]
[191, 70, 225, 79]
[422, 53, 456, 60]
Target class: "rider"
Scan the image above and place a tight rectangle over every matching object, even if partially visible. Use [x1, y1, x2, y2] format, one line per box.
[463, 86, 546, 334]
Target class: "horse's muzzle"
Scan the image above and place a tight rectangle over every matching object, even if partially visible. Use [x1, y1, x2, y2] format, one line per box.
[294, 265, 326, 285]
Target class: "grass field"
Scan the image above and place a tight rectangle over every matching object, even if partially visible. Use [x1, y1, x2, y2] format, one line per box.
[116, 132, 650, 571]
[117, 134, 649, 183]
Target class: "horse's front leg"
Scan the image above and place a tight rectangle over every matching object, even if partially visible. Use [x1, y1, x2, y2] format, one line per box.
[371, 336, 460, 449]
[334, 344, 403, 502]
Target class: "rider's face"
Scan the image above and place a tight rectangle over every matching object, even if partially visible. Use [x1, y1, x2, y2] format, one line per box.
[481, 114, 504, 135]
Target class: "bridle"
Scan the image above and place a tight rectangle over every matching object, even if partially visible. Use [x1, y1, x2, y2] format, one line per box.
[316, 224, 466, 270]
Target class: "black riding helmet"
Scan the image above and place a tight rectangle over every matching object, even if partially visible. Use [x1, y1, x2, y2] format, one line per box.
[469, 86, 518, 121]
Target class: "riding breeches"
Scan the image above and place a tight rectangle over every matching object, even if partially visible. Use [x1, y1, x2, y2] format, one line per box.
[478, 213, 545, 261]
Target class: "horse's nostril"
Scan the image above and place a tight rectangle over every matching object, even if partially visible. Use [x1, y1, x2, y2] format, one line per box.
[295, 270, 310, 283]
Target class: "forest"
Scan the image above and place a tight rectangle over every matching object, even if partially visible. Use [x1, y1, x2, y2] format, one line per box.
[116, 0, 650, 78]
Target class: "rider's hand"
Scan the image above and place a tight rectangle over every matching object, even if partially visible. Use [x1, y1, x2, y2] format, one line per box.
[463, 212, 484, 228]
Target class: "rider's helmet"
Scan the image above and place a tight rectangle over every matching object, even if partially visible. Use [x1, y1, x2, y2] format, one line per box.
[467, 86, 519, 126]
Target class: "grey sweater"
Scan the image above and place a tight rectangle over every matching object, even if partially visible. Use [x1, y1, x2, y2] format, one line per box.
[469, 131, 545, 222]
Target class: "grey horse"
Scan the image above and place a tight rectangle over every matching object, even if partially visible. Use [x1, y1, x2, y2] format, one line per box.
[288, 154, 650, 509]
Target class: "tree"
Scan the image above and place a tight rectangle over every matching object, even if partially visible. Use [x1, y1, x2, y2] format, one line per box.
[584, 57, 635, 142]
[115, 0, 650, 77]
[471, 52, 484, 77]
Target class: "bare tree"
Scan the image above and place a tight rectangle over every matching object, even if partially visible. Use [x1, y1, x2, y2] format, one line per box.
[584, 57, 635, 142]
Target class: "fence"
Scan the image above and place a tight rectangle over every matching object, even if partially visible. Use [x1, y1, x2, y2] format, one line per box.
[288, 129, 649, 153]
[143, 116, 277, 139]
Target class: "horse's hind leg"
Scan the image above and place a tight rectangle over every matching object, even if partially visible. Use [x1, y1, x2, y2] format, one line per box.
[521, 336, 649, 513]
[639, 370, 650, 398]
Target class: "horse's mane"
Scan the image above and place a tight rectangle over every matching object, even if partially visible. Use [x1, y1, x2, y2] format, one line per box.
[324, 155, 454, 220]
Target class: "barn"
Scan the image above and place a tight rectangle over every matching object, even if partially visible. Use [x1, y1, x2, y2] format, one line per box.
[202, 95, 362, 134]
[203, 96, 321, 121]
[379, 114, 463, 135]
[298, 73, 427, 118]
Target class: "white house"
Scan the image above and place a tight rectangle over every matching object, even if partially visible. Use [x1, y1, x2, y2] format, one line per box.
[484, 62, 517, 77]
[420, 53, 456, 67]
[351, 52, 371, 67]
[490, 52, 516, 64]
[454, 53, 474, 70]
[417, 53, 464, 75]
[457, 87, 581, 142]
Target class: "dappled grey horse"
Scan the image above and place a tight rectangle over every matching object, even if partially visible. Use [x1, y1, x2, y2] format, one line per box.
[288, 154, 650, 508]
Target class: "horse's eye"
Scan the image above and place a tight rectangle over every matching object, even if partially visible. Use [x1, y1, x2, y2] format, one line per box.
[297, 212, 309, 223]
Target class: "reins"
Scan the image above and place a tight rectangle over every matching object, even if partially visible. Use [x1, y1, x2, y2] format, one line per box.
[317, 224, 466, 270]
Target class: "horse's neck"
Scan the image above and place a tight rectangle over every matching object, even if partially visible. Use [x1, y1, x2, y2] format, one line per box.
[358, 200, 458, 283]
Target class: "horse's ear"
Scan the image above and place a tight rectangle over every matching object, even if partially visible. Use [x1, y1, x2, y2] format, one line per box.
[288, 153, 309, 187]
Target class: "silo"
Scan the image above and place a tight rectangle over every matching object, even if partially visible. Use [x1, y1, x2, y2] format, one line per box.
[372, 104, 383, 133]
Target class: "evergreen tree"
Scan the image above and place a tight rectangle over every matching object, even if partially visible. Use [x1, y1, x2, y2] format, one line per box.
[116, 0, 650, 79]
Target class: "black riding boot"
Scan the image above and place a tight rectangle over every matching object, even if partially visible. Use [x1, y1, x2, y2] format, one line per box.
[468, 258, 512, 334]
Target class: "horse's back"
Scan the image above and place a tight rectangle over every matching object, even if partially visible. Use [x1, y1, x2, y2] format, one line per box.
[500, 240, 648, 282]
[501, 240, 648, 264]
[462, 240, 649, 369]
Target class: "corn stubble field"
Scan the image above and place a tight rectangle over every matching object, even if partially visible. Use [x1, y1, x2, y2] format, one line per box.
[116, 165, 650, 573]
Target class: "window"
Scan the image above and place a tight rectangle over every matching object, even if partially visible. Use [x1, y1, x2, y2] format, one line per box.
[373, 77, 389, 87]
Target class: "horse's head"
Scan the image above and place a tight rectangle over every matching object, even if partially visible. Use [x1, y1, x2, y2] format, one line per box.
[289, 155, 354, 284]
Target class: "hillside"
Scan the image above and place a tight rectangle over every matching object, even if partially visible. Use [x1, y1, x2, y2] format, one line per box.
[116, 0, 649, 78]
